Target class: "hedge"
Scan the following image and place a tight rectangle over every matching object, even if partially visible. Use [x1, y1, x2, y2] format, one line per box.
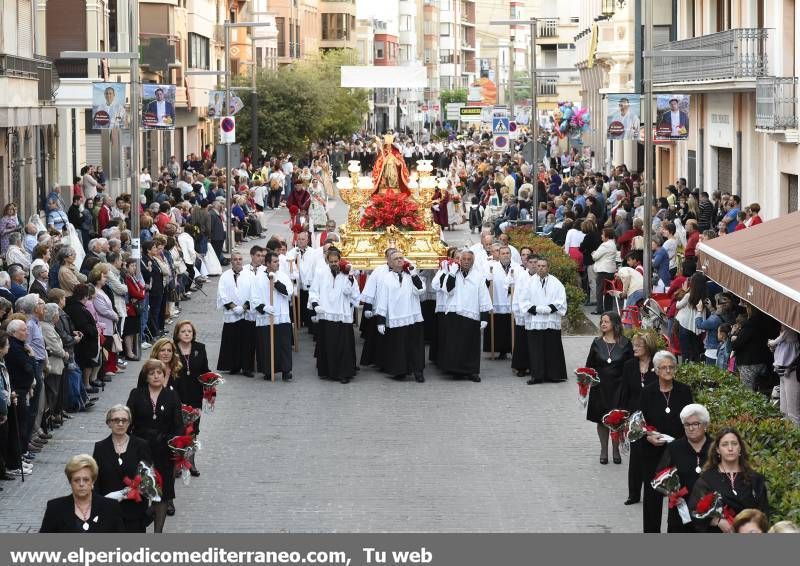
[505, 228, 586, 327]
[677, 363, 800, 523]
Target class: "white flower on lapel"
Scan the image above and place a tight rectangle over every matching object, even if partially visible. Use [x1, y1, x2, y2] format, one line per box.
[93, 516, 99, 523]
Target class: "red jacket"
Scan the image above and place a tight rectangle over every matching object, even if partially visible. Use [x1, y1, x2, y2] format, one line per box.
[98, 204, 111, 232]
[617, 227, 642, 258]
[684, 230, 700, 259]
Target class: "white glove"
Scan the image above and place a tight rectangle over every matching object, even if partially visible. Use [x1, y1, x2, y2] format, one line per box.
[310, 315, 319, 323]
[407, 262, 416, 273]
[363, 310, 373, 319]
[377, 325, 386, 335]
[448, 263, 459, 275]
[232, 305, 245, 316]
[267, 272, 275, 280]
[504, 276, 514, 289]
[314, 304, 323, 314]
[480, 321, 488, 330]
[289, 271, 298, 281]
[440, 259, 449, 271]
[262, 305, 275, 316]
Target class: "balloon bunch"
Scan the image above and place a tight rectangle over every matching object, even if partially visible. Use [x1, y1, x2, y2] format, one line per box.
[551, 102, 591, 139]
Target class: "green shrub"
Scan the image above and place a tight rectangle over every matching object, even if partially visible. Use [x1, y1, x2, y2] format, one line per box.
[506, 227, 586, 327]
[678, 362, 800, 522]
[623, 328, 669, 351]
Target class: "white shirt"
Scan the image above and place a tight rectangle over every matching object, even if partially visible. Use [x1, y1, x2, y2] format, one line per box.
[563, 228, 586, 252]
[156, 100, 167, 125]
[670, 110, 682, 136]
[216, 268, 253, 323]
[251, 269, 294, 326]
[374, 269, 425, 328]
[309, 267, 360, 323]
[139, 173, 152, 190]
[519, 273, 567, 330]
[609, 109, 640, 140]
[444, 268, 493, 322]
[486, 260, 519, 314]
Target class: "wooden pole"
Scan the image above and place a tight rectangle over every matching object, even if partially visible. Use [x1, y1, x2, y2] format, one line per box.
[289, 259, 299, 352]
[510, 281, 515, 352]
[269, 275, 276, 382]
[489, 265, 495, 359]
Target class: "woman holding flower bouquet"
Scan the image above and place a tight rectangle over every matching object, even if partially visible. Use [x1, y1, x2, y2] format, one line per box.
[92, 405, 153, 532]
[654, 404, 712, 532]
[688, 428, 769, 533]
[173, 321, 209, 466]
[640, 350, 694, 532]
[585, 312, 633, 465]
[126, 360, 182, 533]
[617, 330, 659, 505]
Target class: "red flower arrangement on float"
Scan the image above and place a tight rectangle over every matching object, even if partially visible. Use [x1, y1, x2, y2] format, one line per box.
[360, 189, 426, 231]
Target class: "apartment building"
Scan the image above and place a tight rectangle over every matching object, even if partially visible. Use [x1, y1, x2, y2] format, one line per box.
[652, 0, 799, 219]
[438, 0, 475, 90]
[320, 0, 357, 52]
[271, 0, 321, 65]
[422, 0, 440, 125]
[373, 19, 398, 133]
[0, 0, 57, 216]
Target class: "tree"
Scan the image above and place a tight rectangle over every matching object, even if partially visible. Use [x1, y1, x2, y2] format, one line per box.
[440, 88, 468, 106]
[234, 50, 369, 158]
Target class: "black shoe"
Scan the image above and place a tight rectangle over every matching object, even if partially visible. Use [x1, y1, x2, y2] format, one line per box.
[340, 377, 350, 384]
[263, 374, 273, 381]
[100, 375, 113, 383]
[600, 456, 608, 465]
[613, 454, 622, 464]
[242, 371, 254, 378]
[166, 501, 175, 516]
[189, 468, 200, 478]
[393, 374, 407, 381]
[414, 372, 425, 383]
[624, 498, 640, 506]
[228, 370, 240, 376]
[0, 473, 16, 480]
[469, 375, 481, 382]
[527, 378, 543, 385]
[495, 353, 508, 360]
[87, 387, 100, 394]
[282, 372, 293, 382]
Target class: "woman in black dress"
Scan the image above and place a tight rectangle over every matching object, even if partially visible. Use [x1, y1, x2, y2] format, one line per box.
[63, 283, 100, 395]
[656, 403, 712, 532]
[688, 427, 769, 533]
[617, 330, 658, 505]
[640, 350, 694, 533]
[140, 241, 165, 341]
[126, 359, 182, 533]
[585, 312, 633, 465]
[92, 404, 153, 532]
[40, 454, 125, 533]
[173, 320, 209, 477]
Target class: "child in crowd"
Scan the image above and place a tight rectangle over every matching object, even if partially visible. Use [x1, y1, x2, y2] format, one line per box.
[716, 323, 733, 370]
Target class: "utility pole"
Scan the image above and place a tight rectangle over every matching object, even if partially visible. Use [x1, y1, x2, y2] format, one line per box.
[643, 0, 653, 299]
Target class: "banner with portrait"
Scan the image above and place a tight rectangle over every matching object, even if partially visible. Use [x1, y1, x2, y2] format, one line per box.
[207, 90, 224, 119]
[141, 84, 177, 129]
[91, 83, 127, 129]
[655, 94, 690, 140]
[606, 94, 641, 140]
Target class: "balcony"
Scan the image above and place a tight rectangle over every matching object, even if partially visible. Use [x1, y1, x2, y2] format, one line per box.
[756, 76, 800, 141]
[0, 54, 54, 103]
[538, 76, 557, 96]
[538, 18, 558, 39]
[54, 58, 88, 79]
[653, 28, 769, 90]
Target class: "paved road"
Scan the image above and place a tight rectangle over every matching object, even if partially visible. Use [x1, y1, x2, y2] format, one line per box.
[0, 201, 642, 533]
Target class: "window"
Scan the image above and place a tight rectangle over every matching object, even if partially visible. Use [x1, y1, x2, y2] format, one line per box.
[375, 41, 385, 60]
[440, 23, 451, 36]
[424, 48, 434, 64]
[188, 33, 209, 69]
[439, 49, 454, 64]
[276, 17, 286, 57]
[400, 15, 412, 31]
[441, 0, 451, 11]
[109, 0, 118, 52]
[399, 44, 412, 62]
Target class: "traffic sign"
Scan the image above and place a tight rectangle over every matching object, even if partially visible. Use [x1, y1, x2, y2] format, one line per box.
[493, 134, 510, 152]
[220, 116, 236, 143]
[509, 120, 519, 139]
[459, 106, 482, 122]
[492, 117, 510, 135]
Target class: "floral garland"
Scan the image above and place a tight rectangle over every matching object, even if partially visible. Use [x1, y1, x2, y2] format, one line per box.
[359, 189, 426, 231]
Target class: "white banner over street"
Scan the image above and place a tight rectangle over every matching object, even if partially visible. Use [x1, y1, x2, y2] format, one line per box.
[340, 65, 427, 89]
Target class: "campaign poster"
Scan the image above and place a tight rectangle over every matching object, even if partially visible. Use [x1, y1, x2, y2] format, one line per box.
[208, 90, 224, 119]
[655, 94, 690, 140]
[141, 84, 177, 129]
[606, 94, 641, 140]
[91, 83, 127, 129]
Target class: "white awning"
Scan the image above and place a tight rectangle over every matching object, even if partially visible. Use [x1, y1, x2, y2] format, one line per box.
[341, 65, 428, 89]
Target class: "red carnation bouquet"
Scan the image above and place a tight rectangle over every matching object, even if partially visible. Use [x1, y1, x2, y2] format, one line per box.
[198, 372, 224, 413]
[106, 461, 163, 504]
[338, 259, 352, 275]
[288, 204, 299, 218]
[360, 189, 426, 231]
[692, 491, 736, 525]
[601, 409, 630, 444]
[621, 410, 657, 454]
[651, 467, 691, 524]
[575, 367, 600, 408]
[168, 433, 200, 486]
[181, 404, 201, 437]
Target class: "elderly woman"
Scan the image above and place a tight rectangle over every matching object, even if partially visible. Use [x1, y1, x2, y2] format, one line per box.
[733, 509, 769, 533]
[0, 203, 22, 257]
[92, 405, 153, 532]
[585, 312, 633, 465]
[640, 350, 694, 533]
[63, 284, 100, 395]
[689, 427, 769, 533]
[126, 360, 182, 533]
[56, 246, 87, 297]
[654, 403, 713, 532]
[617, 330, 659, 506]
[40, 303, 67, 433]
[39, 454, 125, 532]
[90, 263, 120, 380]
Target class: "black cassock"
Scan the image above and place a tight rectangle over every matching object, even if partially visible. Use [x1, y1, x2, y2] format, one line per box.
[421, 299, 436, 343]
[256, 323, 293, 376]
[526, 328, 568, 382]
[217, 318, 255, 373]
[510, 324, 529, 371]
[438, 313, 482, 375]
[483, 313, 513, 354]
[359, 309, 385, 367]
[316, 320, 357, 381]
[375, 322, 425, 376]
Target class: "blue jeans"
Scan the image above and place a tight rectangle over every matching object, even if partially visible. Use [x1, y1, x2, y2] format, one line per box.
[141, 292, 151, 341]
[284, 176, 293, 199]
[23, 360, 44, 450]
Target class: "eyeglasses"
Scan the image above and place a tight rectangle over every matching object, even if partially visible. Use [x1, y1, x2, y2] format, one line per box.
[657, 365, 677, 373]
[684, 422, 704, 429]
[107, 418, 129, 425]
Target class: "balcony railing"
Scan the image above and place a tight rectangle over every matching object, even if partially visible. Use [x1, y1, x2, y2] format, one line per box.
[54, 58, 88, 79]
[0, 53, 42, 79]
[538, 76, 557, 96]
[37, 57, 54, 102]
[538, 19, 558, 38]
[756, 76, 798, 130]
[653, 28, 769, 84]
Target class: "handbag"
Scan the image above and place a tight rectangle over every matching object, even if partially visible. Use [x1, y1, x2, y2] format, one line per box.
[111, 333, 123, 353]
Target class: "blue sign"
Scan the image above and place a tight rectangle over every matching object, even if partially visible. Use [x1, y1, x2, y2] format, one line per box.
[492, 117, 510, 135]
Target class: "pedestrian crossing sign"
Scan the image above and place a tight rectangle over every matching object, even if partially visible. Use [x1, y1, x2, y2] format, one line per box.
[492, 117, 510, 135]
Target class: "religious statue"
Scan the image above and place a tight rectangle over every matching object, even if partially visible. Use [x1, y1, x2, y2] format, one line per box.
[371, 134, 410, 194]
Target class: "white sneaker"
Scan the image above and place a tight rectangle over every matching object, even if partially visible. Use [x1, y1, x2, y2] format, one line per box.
[141, 342, 152, 349]
[10, 467, 32, 476]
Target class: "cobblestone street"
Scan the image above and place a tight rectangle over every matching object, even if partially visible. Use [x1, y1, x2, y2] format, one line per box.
[0, 205, 641, 533]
